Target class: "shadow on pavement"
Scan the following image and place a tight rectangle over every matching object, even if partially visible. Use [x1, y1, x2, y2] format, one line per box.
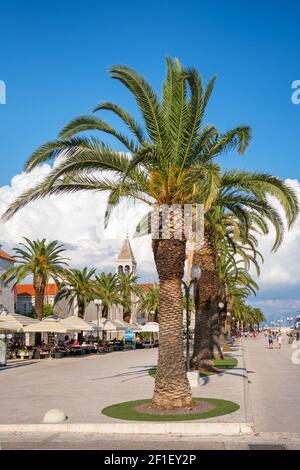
[92, 365, 157, 383]
[0, 361, 39, 372]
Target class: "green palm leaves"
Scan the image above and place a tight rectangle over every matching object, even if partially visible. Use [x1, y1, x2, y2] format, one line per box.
[0, 58, 254, 224]
[55, 267, 96, 316]
[138, 284, 160, 321]
[94, 272, 122, 318]
[0, 238, 68, 288]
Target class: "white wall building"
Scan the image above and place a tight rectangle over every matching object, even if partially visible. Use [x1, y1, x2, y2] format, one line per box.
[0, 246, 15, 313]
[15, 284, 58, 315]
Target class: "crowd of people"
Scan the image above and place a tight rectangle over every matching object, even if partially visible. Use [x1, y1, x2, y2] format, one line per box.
[265, 329, 300, 349]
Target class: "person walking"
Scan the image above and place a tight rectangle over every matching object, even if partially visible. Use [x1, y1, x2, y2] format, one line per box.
[268, 332, 273, 349]
[277, 333, 282, 349]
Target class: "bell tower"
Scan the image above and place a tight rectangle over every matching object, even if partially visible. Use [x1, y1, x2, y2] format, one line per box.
[116, 236, 137, 275]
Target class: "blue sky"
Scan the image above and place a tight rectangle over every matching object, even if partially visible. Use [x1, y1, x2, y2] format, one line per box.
[0, 0, 300, 185]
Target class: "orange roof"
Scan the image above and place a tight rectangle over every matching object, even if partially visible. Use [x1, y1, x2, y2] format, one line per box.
[0, 248, 14, 263]
[138, 283, 154, 292]
[15, 284, 58, 297]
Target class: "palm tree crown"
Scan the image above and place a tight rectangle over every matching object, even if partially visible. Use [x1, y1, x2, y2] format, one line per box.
[0, 238, 68, 319]
[55, 267, 96, 318]
[94, 272, 122, 319]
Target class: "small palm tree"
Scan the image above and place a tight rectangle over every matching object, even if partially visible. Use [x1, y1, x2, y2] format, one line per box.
[0, 238, 67, 319]
[138, 284, 159, 322]
[116, 271, 142, 322]
[94, 272, 121, 318]
[55, 267, 96, 318]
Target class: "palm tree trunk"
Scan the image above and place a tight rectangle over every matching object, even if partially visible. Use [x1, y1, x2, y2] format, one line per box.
[123, 310, 131, 323]
[34, 275, 45, 320]
[34, 275, 45, 346]
[192, 229, 220, 369]
[102, 305, 108, 319]
[151, 238, 192, 410]
[78, 300, 85, 319]
[211, 309, 224, 359]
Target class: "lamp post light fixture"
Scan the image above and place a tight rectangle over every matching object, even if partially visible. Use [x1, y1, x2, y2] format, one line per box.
[182, 265, 202, 371]
[94, 299, 103, 355]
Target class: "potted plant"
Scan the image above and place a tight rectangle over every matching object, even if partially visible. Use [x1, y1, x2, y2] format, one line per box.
[18, 349, 26, 360]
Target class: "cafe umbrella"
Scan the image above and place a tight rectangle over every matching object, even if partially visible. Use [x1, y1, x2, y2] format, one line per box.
[60, 315, 94, 332]
[22, 317, 68, 333]
[140, 322, 159, 346]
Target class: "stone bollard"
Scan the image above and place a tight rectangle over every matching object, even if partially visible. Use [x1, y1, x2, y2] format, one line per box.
[43, 409, 68, 424]
[187, 371, 200, 387]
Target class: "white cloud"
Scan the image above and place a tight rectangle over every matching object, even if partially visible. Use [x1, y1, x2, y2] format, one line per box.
[0, 165, 155, 281]
[249, 179, 300, 288]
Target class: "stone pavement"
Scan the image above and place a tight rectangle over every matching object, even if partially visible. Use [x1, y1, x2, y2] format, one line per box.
[0, 345, 249, 425]
[243, 334, 300, 433]
[1, 431, 300, 450]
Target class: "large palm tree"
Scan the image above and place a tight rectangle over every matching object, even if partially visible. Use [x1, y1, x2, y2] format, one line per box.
[116, 271, 142, 322]
[0, 58, 287, 409]
[55, 267, 96, 318]
[0, 238, 67, 319]
[94, 272, 121, 318]
[191, 168, 299, 368]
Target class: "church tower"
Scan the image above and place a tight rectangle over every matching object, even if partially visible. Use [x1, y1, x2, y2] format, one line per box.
[116, 237, 137, 275]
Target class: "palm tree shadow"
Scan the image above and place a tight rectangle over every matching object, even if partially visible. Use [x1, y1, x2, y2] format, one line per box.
[92, 365, 157, 383]
[200, 367, 248, 385]
[0, 361, 39, 372]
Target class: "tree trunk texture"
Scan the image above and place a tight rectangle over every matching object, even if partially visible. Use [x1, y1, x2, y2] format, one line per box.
[34, 275, 45, 320]
[102, 305, 108, 319]
[211, 308, 224, 359]
[78, 300, 85, 319]
[151, 238, 193, 410]
[192, 229, 220, 369]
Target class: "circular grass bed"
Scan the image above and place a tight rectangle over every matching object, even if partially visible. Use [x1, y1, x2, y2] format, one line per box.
[102, 397, 240, 421]
[148, 357, 238, 379]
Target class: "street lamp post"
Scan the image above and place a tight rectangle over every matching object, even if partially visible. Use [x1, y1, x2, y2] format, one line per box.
[0, 333, 13, 367]
[94, 299, 102, 355]
[182, 265, 202, 371]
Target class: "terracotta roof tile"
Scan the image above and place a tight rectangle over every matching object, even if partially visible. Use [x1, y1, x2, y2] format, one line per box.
[138, 283, 154, 292]
[15, 284, 58, 297]
[0, 248, 14, 263]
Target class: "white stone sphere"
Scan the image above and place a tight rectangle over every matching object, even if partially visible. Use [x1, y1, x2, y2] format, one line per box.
[43, 409, 67, 424]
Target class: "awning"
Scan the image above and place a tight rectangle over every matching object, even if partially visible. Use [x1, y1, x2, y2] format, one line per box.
[113, 319, 142, 332]
[23, 318, 68, 333]
[91, 319, 121, 332]
[140, 322, 159, 333]
[0, 313, 39, 329]
[0, 321, 21, 332]
[61, 316, 94, 332]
